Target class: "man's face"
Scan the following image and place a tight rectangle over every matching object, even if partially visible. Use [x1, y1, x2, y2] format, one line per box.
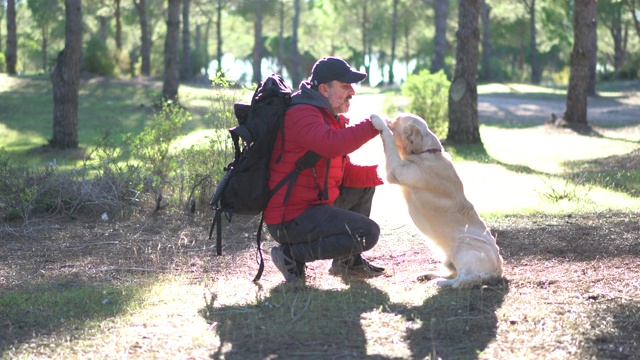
[320, 81, 356, 114]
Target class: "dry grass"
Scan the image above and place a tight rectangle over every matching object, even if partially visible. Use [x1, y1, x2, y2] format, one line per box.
[1, 210, 639, 359]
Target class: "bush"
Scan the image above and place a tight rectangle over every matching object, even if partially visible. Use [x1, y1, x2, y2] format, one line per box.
[84, 37, 116, 76]
[0, 53, 5, 73]
[401, 69, 450, 139]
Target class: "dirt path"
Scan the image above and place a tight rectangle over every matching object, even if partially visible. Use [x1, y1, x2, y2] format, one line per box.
[478, 93, 640, 126]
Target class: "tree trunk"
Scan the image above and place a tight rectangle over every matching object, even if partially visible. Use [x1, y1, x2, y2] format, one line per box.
[479, 0, 493, 82]
[163, 0, 181, 101]
[290, 0, 303, 88]
[611, 3, 625, 71]
[389, 0, 399, 85]
[563, 0, 597, 125]
[115, 0, 122, 51]
[216, 0, 223, 75]
[431, 0, 448, 73]
[6, 0, 17, 75]
[180, 0, 192, 81]
[278, 1, 284, 75]
[134, 0, 151, 76]
[360, 0, 371, 86]
[625, 0, 640, 43]
[588, 20, 597, 96]
[252, 0, 263, 84]
[41, 26, 49, 72]
[528, 0, 541, 84]
[98, 16, 109, 43]
[50, 0, 82, 149]
[447, 0, 481, 145]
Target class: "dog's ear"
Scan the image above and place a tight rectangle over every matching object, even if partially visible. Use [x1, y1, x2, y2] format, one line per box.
[403, 123, 426, 154]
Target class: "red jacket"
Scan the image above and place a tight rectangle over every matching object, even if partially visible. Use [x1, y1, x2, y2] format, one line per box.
[264, 104, 382, 224]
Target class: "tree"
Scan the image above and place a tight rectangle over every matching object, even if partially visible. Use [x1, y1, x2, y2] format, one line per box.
[479, 0, 494, 82]
[215, 0, 224, 75]
[522, 0, 541, 84]
[624, 0, 640, 41]
[5, 0, 16, 74]
[389, 0, 399, 85]
[447, 0, 481, 144]
[0, 1, 4, 54]
[600, 0, 626, 71]
[252, 0, 264, 84]
[562, 0, 597, 127]
[50, 0, 82, 149]
[289, 0, 303, 87]
[431, 0, 449, 73]
[180, 0, 192, 81]
[133, 0, 151, 76]
[27, 0, 63, 72]
[162, 0, 181, 101]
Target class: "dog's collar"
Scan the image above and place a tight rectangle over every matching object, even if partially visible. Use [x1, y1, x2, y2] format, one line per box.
[420, 148, 442, 154]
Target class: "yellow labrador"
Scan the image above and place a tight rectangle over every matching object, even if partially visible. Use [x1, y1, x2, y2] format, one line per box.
[371, 113, 503, 288]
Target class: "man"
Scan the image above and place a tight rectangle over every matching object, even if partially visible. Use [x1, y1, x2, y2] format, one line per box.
[265, 56, 385, 282]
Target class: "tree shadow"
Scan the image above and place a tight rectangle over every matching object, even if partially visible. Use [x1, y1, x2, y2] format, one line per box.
[0, 276, 145, 353]
[582, 300, 640, 359]
[494, 212, 640, 261]
[201, 279, 396, 359]
[444, 136, 640, 198]
[402, 281, 509, 359]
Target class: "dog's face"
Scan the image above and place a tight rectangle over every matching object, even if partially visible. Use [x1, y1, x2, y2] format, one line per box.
[388, 114, 442, 158]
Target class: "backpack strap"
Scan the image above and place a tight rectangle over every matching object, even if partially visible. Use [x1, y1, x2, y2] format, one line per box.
[252, 213, 266, 282]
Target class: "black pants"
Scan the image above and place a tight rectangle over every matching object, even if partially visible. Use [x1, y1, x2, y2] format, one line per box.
[266, 187, 379, 263]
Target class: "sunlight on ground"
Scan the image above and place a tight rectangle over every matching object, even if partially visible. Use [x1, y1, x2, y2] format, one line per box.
[479, 83, 566, 95]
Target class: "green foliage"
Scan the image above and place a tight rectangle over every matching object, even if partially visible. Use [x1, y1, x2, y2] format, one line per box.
[0, 149, 57, 221]
[84, 37, 116, 76]
[0, 53, 5, 73]
[550, 66, 571, 86]
[126, 100, 191, 210]
[401, 69, 450, 139]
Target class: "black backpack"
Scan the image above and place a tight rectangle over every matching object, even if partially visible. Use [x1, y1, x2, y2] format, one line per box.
[208, 74, 327, 282]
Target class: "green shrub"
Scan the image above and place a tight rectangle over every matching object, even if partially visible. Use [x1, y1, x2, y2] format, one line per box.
[84, 37, 116, 76]
[401, 69, 450, 139]
[0, 53, 5, 73]
[125, 99, 191, 211]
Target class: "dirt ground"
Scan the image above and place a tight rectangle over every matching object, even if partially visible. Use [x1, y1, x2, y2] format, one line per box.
[1, 83, 639, 358]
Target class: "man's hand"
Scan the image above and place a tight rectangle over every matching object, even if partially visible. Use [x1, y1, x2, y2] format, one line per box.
[370, 114, 390, 132]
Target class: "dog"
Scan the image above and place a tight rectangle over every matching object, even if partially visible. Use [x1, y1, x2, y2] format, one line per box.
[370, 113, 503, 288]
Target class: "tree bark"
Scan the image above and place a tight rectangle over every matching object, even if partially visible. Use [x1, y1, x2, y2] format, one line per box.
[5, 0, 17, 75]
[134, 0, 151, 76]
[252, 0, 263, 84]
[479, 0, 493, 82]
[50, 0, 82, 149]
[526, 0, 541, 84]
[447, 0, 481, 145]
[290, 0, 303, 88]
[180, 0, 192, 81]
[588, 19, 597, 96]
[563, 0, 597, 125]
[389, 0, 399, 85]
[431, 0, 448, 73]
[625, 0, 640, 43]
[162, 0, 181, 101]
[115, 0, 122, 51]
[216, 0, 223, 75]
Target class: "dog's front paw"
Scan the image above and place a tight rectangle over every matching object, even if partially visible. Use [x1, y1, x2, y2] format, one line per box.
[370, 114, 390, 132]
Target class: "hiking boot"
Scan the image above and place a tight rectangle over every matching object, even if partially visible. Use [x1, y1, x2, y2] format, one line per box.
[328, 254, 385, 276]
[271, 246, 304, 282]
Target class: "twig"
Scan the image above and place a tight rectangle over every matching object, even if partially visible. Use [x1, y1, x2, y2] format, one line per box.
[90, 267, 166, 272]
[291, 292, 312, 322]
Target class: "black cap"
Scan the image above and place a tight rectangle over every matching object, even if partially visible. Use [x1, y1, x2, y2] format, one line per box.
[310, 57, 367, 86]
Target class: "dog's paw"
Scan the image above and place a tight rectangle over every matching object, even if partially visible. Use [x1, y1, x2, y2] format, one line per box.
[370, 114, 390, 131]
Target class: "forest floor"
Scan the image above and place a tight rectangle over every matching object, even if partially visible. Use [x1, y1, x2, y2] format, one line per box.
[1, 79, 639, 359]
